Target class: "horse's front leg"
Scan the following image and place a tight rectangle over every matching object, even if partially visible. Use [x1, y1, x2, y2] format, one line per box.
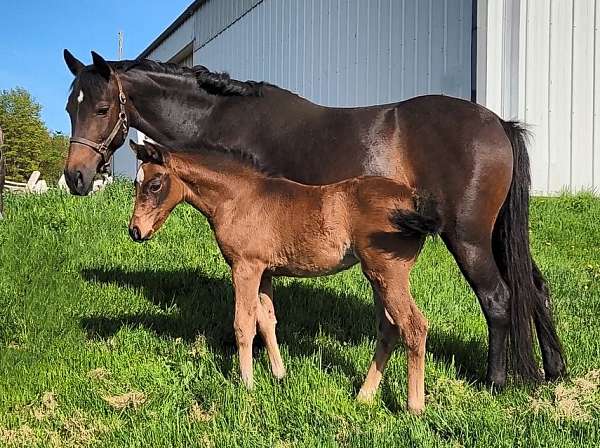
[232, 262, 264, 389]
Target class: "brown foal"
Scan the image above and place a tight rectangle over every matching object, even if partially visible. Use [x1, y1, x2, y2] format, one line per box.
[128, 140, 441, 413]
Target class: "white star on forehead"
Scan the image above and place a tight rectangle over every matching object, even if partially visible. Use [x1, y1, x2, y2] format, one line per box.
[77, 90, 84, 103]
[136, 166, 144, 184]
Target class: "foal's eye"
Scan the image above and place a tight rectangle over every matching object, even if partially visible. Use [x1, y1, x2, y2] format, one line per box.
[96, 106, 110, 116]
[149, 180, 161, 193]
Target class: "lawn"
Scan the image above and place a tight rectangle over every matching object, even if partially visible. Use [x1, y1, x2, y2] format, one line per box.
[0, 183, 599, 447]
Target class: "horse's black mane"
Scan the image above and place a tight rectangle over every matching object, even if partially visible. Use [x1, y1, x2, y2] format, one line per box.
[73, 58, 276, 97]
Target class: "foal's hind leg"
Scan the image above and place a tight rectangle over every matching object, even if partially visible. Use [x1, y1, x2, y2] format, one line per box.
[443, 234, 511, 387]
[231, 263, 263, 389]
[360, 256, 428, 414]
[357, 287, 399, 402]
[256, 276, 286, 379]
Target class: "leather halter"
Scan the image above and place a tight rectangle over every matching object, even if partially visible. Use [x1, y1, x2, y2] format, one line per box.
[69, 72, 129, 165]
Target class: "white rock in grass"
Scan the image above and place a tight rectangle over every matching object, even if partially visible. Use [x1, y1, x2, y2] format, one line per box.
[58, 174, 69, 191]
[26, 171, 41, 193]
[33, 180, 48, 194]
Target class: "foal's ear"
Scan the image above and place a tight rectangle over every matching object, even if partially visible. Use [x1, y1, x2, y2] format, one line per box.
[129, 139, 165, 164]
[91, 51, 112, 81]
[64, 49, 84, 76]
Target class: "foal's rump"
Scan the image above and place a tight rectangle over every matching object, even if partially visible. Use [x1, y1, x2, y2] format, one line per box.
[353, 176, 441, 237]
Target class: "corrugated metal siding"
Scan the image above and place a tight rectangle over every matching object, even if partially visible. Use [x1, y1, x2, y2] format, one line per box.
[480, 0, 599, 194]
[194, 0, 473, 106]
[146, 15, 195, 62]
[194, 0, 262, 48]
[518, 0, 599, 194]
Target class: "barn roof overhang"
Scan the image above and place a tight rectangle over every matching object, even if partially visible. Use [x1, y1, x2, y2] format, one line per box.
[138, 0, 205, 59]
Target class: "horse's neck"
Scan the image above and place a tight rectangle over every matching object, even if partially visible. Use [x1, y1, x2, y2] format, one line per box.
[123, 71, 217, 146]
[123, 71, 311, 155]
[171, 153, 264, 218]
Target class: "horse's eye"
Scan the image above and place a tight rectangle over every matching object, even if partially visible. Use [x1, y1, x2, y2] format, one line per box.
[96, 106, 109, 116]
[149, 180, 161, 193]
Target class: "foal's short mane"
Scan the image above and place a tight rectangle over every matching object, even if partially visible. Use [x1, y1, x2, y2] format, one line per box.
[72, 58, 281, 97]
[170, 141, 279, 178]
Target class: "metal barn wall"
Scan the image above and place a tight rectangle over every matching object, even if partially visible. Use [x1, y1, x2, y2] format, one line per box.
[480, 0, 600, 195]
[519, 0, 600, 195]
[194, 0, 473, 106]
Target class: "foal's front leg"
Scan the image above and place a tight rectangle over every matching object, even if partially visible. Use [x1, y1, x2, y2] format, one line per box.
[232, 263, 263, 389]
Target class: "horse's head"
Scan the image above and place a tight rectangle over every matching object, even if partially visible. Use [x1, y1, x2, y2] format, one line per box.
[63, 50, 129, 195]
[128, 140, 185, 242]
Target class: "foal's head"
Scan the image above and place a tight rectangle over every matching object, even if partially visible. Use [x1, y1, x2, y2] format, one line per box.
[129, 140, 185, 242]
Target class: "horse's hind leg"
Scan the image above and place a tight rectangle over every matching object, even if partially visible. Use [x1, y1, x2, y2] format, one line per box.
[256, 276, 286, 379]
[360, 257, 428, 414]
[357, 286, 399, 402]
[443, 233, 511, 386]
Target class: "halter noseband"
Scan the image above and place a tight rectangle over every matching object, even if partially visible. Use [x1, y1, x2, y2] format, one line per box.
[69, 71, 129, 165]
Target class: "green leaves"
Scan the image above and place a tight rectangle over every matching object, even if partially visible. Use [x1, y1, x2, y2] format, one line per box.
[0, 88, 68, 183]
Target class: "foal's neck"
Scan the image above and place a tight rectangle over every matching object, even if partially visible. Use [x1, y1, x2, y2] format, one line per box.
[170, 152, 267, 218]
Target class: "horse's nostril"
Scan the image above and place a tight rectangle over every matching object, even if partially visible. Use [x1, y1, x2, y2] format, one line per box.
[75, 171, 84, 189]
[129, 226, 141, 241]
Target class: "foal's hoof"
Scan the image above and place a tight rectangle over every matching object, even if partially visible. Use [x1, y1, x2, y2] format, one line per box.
[408, 404, 424, 416]
[241, 376, 254, 391]
[356, 388, 377, 404]
[272, 365, 286, 381]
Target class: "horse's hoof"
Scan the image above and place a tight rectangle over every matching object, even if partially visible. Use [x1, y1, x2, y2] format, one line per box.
[486, 374, 506, 391]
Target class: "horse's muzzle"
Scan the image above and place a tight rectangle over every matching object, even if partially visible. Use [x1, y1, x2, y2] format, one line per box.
[64, 169, 91, 196]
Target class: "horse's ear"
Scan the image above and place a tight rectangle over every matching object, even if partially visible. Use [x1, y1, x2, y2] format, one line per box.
[64, 49, 84, 76]
[129, 139, 165, 164]
[91, 51, 111, 81]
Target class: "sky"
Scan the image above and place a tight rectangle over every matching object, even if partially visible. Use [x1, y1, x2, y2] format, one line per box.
[0, 0, 191, 134]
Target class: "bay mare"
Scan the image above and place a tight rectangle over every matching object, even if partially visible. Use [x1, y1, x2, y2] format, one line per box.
[129, 139, 441, 413]
[62, 51, 565, 385]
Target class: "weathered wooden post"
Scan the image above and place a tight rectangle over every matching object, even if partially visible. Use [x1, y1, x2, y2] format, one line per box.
[0, 126, 5, 219]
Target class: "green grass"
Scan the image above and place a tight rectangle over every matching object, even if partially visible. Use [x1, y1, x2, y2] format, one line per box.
[0, 183, 599, 447]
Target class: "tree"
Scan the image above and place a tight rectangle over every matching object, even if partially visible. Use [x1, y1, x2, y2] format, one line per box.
[40, 131, 69, 182]
[0, 88, 53, 181]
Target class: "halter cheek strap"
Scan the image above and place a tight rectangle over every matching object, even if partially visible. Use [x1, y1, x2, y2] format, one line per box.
[69, 72, 129, 165]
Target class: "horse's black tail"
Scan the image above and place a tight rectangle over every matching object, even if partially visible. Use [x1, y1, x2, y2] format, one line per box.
[494, 120, 564, 381]
[390, 194, 442, 237]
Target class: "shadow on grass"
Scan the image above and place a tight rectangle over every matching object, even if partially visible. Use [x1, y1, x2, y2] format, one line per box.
[80, 268, 486, 387]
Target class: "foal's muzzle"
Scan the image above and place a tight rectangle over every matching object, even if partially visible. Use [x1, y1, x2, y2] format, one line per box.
[129, 225, 151, 242]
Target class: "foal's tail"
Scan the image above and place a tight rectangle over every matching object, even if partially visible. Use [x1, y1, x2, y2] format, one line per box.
[495, 120, 564, 381]
[390, 194, 442, 236]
